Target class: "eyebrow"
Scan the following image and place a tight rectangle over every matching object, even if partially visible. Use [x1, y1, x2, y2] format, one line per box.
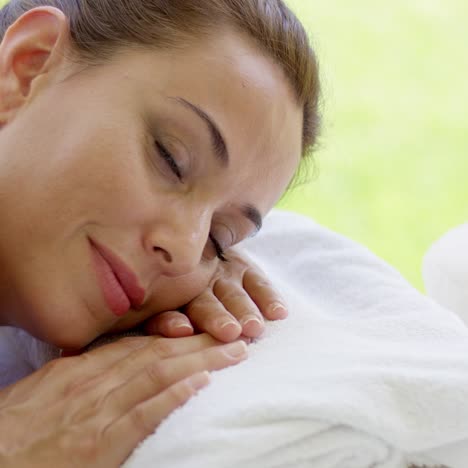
[172, 96, 229, 166]
[169, 96, 263, 234]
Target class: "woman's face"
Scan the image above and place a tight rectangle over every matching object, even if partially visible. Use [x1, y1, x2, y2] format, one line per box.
[0, 29, 302, 348]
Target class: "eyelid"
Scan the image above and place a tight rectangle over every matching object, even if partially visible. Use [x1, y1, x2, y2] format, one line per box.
[218, 221, 236, 247]
[155, 140, 182, 180]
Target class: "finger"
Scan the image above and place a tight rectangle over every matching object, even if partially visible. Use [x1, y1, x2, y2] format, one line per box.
[59, 334, 219, 397]
[185, 289, 242, 343]
[14, 336, 155, 400]
[213, 278, 265, 338]
[102, 340, 247, 417]
[102, 371, 210, 464]
[87, 333, 224, 375]
[143, 310, 194, 337]
[82, 334, 155, 365]
[59, 333, 228, 413]
[89, 333, 224, 388]
[61, 329, 149, 356]
[243, 268, 288, 320]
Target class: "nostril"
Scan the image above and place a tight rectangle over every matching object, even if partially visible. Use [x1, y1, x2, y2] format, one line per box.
[152, 246, 172, 264]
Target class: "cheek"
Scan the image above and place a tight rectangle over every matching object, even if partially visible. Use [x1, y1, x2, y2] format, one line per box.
[153, 269, 216, 311]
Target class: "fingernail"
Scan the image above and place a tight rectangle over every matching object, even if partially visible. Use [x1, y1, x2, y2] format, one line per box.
[223, 341, 248, 358]
[216, 318, 240, 331]
[174, 322, 193, 331]
[240, 316, 262, 328]
[168, 318, 193, 331]
[270, 302, 288, 319]
[186, 371, 211, 390]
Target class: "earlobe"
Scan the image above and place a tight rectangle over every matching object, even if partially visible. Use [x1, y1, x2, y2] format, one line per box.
[0, 7, 68, 125]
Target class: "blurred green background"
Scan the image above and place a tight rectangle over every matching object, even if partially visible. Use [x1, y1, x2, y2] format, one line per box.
[281, 0, 467, 289]
[0, 0, 465, 289]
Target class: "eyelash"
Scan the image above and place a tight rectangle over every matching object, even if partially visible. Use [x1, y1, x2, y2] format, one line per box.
[155, 140, 182, 180]
[155, 140, 228, 263]
[209, 234, 228, 263]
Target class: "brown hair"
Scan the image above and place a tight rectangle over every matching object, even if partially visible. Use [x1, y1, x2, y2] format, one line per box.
[0, 0, 320, 159]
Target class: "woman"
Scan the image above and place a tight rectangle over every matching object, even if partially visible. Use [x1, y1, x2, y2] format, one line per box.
[0, 0, 320, 465]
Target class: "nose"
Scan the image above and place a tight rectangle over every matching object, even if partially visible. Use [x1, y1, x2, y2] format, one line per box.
[143, 205, 212, 277]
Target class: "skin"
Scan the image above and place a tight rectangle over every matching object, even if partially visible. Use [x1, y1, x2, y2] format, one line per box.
[0, 333, 249, 466]
[0, 7, 306, 466]
[141, 249, 290, 342]
[0, 8, 302, 350]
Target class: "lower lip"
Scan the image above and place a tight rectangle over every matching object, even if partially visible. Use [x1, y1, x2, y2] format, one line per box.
[90, 242, 131, 317]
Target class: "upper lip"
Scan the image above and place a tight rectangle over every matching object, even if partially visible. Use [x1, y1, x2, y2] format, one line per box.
[89, 238, 146, 310]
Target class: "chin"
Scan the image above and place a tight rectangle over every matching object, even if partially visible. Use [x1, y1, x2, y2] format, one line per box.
[17, 303, 105, 350]
[37, 321, 100, 350]
[54, 329, 101, 350]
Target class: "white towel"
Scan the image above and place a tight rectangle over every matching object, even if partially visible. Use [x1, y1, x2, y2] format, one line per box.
[422, 222, 468, 326]
[125, 210, 468, 468]
[2, 210, 468, 467]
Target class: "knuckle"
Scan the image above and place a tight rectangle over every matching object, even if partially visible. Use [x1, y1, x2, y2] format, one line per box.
[220, 289, 246, 303]
[77, 435, 100, 462]
[61, 352, 94, 373]
[63, 368, 111, 399]
[185, 297, 215, 316]
[145, 361, 168, 386]
[223, 250, 249, 267]
[166, 380, 194, 407]
[75, 351, 95, 366]
[42, 357, 67, 375]
[150, 338, 175, 359]
[184, 301, 201, 316]
[129, 404, 154, 436]
[118, 336, 151, 350]
[216, 278, 238, 289]
[62, 380, 84, 399]
[62, 374, 97, 399]
[189, 293, 216, 307]
[216, 266, 235, 279]
[58, 427, 101, 464]
[215, 280, 244, 299]
[202, 345, 224, 363]
[253, 278, 272, 289]
[39, 357, 76, 384]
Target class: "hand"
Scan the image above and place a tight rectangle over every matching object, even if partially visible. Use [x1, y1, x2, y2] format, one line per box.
[0, 334, 247, 467]
[144, 248, 288, 343]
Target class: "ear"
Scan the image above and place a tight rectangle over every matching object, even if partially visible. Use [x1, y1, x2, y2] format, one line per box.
[0, 7, 69, 125]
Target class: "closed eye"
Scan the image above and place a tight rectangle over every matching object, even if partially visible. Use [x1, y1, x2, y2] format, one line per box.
[155, 140, 182, 180]
[209, 234, 228, 262]
[155, 139, 227, 263]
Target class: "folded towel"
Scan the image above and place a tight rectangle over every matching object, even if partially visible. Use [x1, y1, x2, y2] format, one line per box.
[422, 223, 468, 326]
[2, 210, 468, 467]
[124, 210, 468, 468]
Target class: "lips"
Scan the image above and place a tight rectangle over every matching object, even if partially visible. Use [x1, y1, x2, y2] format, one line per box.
[89, 238, 145, 317]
